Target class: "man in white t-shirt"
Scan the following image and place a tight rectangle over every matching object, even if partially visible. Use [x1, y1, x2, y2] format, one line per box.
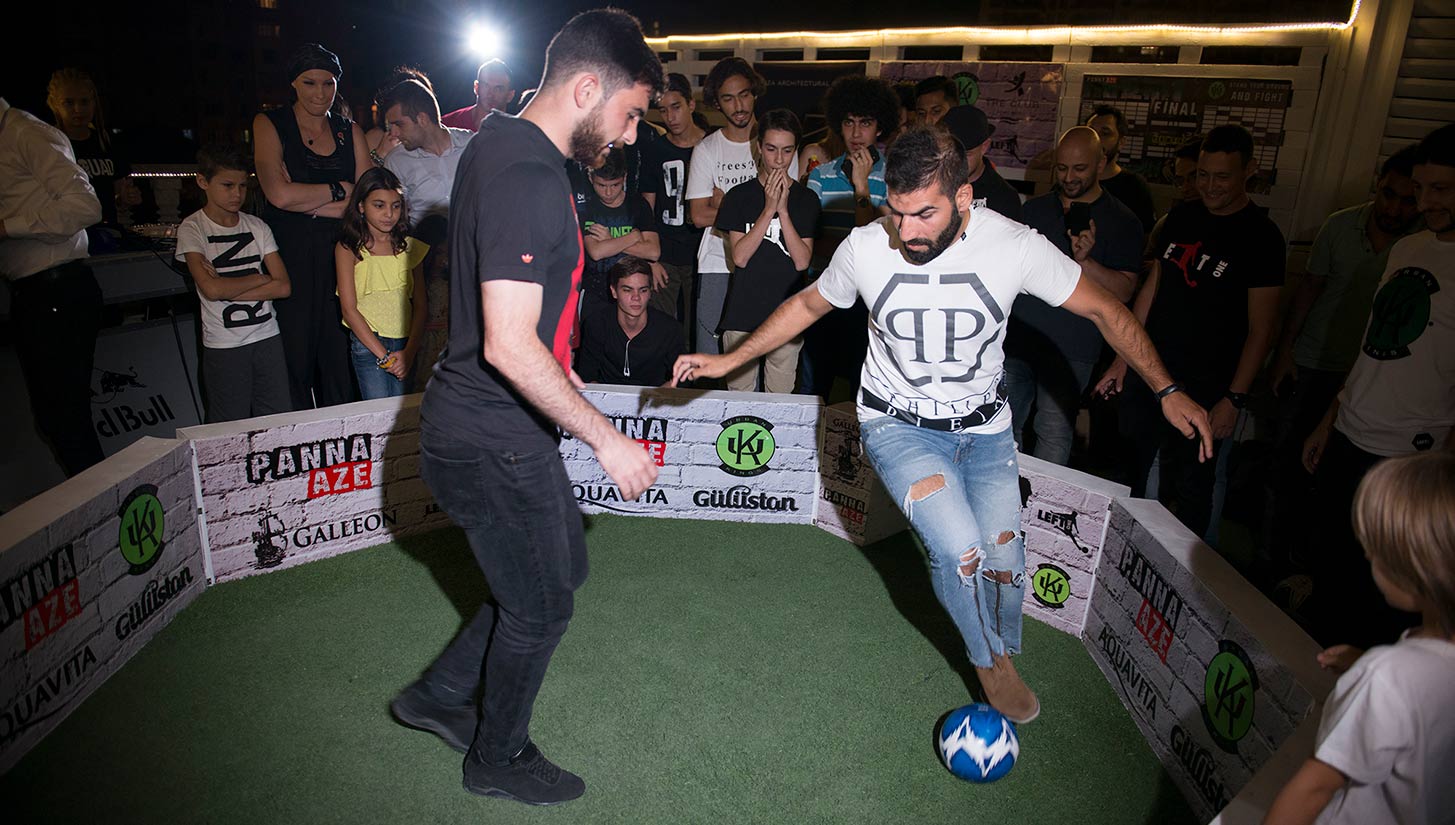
[1302, 123, 1455, 648]
[175, 144, 293, 422]
[672, 126, 1211, 722]
[685, 58, 798, 355]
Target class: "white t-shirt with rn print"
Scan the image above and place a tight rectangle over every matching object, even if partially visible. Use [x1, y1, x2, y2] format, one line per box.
[175, 210, 281, 349]
[816, 207, 1082, 434]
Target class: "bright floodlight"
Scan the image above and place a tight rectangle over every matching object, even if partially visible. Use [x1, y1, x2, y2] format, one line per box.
[467, 23, 502, 58]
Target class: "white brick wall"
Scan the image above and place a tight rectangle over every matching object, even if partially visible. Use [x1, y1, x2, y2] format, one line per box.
[0, 437, 204, 774]
[180, 397, 450, 584]
[1083, 499, 1327, 823]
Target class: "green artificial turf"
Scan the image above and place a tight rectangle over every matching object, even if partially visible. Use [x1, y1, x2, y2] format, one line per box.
[3, 516, 1196, 825]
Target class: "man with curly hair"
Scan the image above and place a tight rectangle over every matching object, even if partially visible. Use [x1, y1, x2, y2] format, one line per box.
[800, 75, 900, 396]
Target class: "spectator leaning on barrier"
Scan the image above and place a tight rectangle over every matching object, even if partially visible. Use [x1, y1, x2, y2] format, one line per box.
[0, 96, 105, 476]
[575, 255, 683, 387]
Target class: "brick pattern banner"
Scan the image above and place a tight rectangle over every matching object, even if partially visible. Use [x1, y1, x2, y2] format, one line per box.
[813, 403, 905, 545]
[1083, 499, 1321, 822]
[1018, 455, 1126, 636]
[563, 387, 822, 525]
[0, 437, 205, 773]
[181, 397, 450, 584]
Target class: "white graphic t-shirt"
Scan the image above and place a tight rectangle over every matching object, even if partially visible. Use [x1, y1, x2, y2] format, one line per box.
[1336, 230, 1455, 456]
[685, 129, 798, 275]
[175, 211, 282, 349]
[817, 207, 1082, 433]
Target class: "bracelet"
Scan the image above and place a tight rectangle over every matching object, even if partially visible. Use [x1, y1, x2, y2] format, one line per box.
[375, 353, 393, 368]
[1155, 382, 1185, 400]
[329, 181, 346, 202]
[1225, 391, 1249, 409]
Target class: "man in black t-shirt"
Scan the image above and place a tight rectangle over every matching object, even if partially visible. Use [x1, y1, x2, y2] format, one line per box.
[1005, 127, 1142, 466]
[641, 72, 706, 325]
[579, 146, 659, 313]
[406, 9, 662, 807]
[1097, 125, 1284, 538]
[576, 256, 684, 386]
[942, 105, 1023, 222]
[715, 109, 820, 393]
[1087, 105, 1156, 234]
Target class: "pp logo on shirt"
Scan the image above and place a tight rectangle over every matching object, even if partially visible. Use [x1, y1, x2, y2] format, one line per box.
[871, 271, 1007, 386]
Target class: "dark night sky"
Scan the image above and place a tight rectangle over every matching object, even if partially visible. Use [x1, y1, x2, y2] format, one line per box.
[8, 0, 1352, 161]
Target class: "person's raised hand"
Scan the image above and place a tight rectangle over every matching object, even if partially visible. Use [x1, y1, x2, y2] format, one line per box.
[848, 147, 872, 191]
[1069, 218, 1097, 262]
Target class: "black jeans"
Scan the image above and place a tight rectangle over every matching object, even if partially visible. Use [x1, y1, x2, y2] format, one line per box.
[1121, 374, 1220, 539]
[267, 213, 354, 410]
[1264, 367, 1346, 570]
[9, 261, 105, 476]
[1306, 429, 1419, 648]
[418, 425, 588, 765]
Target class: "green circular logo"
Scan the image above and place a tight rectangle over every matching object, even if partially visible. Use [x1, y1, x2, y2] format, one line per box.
[952, 72, 980, 107]
[1364, 268, 1435, 361]
[1208, 81, 1226, 100]
[1031, 563, 1071, 608]
[715, 416, 777, 477]
[1202, 640, 1257, 753]
[118, 484, 166, 575]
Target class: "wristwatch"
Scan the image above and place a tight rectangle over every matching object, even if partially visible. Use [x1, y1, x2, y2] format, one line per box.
[1225, 391, 1249, 409]
[856, 195, 872, 209]
[1155, 382, 1185, 400]
[329, 181, 346, 202]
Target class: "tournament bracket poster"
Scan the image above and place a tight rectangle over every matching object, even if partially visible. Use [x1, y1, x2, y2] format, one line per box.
[1078, 75, 1292, 191]
[880, 62, 1065, 173]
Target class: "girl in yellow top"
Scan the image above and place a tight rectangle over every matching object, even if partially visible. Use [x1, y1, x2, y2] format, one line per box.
[335, 167, 428, 398]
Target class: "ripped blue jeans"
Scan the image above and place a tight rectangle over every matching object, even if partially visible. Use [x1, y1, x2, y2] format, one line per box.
[859, 416, 1025, 669]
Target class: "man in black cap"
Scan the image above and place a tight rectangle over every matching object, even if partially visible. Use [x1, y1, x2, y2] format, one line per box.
[941, 105, 1022, 222]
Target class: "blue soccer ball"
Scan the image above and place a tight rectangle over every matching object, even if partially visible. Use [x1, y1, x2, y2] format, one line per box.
[938, 703, 1019, 783]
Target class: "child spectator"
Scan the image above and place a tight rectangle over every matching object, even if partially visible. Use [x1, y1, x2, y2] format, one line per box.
[575, 256, 683, 387]
[579, 146, 659, 315]
[334, 167, 427, 399]
[175, 144, 293, 422]
[716, 109, 819, 393]
[1263, 450, 1455, 825]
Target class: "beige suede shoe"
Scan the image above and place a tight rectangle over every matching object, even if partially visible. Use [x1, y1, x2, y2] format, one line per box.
[976, 652, 1041, 723]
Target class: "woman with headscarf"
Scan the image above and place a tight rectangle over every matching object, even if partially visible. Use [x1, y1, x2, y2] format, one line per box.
[253, 43, 371, 409]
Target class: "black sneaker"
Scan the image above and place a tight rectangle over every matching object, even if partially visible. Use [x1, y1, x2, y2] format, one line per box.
[462, 741, 585, 806]
[389, 680, 477, 753]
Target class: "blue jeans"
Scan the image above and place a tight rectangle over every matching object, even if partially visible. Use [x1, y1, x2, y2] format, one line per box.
[350, 333, 410, 399]
[859, 417, 1025, 669]
[1005, 352, 1096, 467]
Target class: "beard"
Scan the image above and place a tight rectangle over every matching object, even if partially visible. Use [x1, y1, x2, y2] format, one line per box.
[901, 209, 965, 265]
[1057, 177, 1090, 199]
[569, 100, 612, 167]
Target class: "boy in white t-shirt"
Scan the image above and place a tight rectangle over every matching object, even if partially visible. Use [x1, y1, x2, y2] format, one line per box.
[1264, 451, 1455, 825]
[670, 126, 1212, 724]
[685, 58, 798, 356]
[175, 144, 292, 422]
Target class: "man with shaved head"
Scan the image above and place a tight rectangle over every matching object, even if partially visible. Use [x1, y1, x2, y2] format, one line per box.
[1004, 126, 1143, 465]
[443, 58, 517, 131]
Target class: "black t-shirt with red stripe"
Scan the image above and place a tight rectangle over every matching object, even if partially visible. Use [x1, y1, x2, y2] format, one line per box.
[422, 113, 583, 446]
